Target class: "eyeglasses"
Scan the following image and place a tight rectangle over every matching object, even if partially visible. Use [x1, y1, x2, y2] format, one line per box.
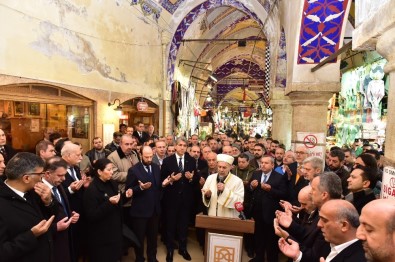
[27, 171, 46, 176]
[295, 151, 307, 155]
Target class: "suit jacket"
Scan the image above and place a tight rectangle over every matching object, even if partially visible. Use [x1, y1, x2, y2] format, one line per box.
[329, 240, 366, 262]
[161, 153, 199, 206]
[287, 209, 330, 262]
[249, 169, 288, 223]
[0, 180, 57, 262]
[133, 131, 149, 144]
[152, 154, 165, 168]
[85, 148, 111, 164]
[50, 184, 74, 262]
[61, 165, 84, 215]
[1, 144, 16, 164]
[126, 162, 162, 218]
[287, 161, 309, 205]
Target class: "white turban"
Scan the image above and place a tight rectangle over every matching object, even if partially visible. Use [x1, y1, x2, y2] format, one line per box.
[217, 154, 234, 165]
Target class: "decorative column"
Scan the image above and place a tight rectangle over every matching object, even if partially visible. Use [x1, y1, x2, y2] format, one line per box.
[270, 88, 292, 149]
[161, 31, 172, 136]
[353, 0, 395, 162]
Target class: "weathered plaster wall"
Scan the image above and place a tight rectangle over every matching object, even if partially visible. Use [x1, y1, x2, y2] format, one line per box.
[0, 0, 164, 96]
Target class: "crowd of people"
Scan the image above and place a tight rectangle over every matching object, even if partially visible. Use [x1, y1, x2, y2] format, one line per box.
[0, 124, 394, 262]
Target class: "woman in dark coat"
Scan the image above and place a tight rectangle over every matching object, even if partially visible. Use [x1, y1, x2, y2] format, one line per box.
[83, 158, 132, 262]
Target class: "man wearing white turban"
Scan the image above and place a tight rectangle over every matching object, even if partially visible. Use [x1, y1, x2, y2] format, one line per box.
[201, 154, 244, 218]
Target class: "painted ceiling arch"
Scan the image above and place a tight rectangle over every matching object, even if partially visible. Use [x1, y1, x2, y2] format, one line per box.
[166, 0, 272, 88]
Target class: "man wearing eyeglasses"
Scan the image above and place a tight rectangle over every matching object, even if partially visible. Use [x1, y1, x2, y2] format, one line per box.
[0, 152, 56, 262]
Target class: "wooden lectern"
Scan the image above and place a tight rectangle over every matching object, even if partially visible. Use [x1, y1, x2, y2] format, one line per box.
[195, 214, 255, 262]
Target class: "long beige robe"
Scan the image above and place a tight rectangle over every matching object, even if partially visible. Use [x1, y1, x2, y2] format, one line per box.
[202, 172, 244, 218]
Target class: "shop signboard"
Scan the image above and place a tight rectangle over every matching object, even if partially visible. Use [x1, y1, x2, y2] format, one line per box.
[137, 101, 148, 111]
[381, 166, 395, 199]
[295, 132, 326, 158]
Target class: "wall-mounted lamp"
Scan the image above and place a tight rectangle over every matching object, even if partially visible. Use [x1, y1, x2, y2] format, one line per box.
[108, 98, 123, 111]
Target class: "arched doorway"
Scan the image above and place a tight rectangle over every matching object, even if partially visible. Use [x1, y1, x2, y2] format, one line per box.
[120, 97, 159, 135]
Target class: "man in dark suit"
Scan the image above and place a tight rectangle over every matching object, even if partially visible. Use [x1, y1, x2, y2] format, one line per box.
[279, 199, 366, 262]
[161, 137, 199, 262]
[133, 121, 149, 144]
[126, 146, 162, 262]
[85, 137, 111, 165]
[249, 155, 288, 262]
[43, 156, 80, 262]
[0, 152, 56, 262]
[287, 147, 309, 205]
[61, 143, 90, 260]
[0, 128, 16, 164]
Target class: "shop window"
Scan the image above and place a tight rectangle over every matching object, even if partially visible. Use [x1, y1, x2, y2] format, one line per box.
[0, 100, 92, 153]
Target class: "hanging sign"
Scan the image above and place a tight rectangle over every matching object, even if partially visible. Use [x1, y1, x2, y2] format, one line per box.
[137, 101, 148, 111]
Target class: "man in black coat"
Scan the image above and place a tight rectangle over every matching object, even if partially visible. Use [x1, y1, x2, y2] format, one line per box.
[249, 155, 288, 262]
[0, 152, 56, 262]
[279, 199, 366, 262]
[85, 137, 111, 165]
[161, 137, 199, 262]
[133, 121, 150, 144]
[61, 143, 90, 260]
[126, 146, 162, 262]
[43, 156, 80, 262]
[0, 128, 16, 164]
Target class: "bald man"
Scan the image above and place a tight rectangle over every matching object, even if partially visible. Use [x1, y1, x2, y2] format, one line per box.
[357, 199, 395, 262]
[279, 200, 366, 261]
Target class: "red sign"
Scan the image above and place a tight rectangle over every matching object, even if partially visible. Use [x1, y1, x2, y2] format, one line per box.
[137, 101, 148, 111]
[303, 134, 317, 148]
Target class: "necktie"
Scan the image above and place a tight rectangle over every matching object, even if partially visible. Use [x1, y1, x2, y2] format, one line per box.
[69, 167, 78, 181]
[262, 174, 268, 183]
[0, 146, 6, 160]
[178, 157, 183, 173]
[52, 187, 62, 204]
[52, 187, 68, 216]
[296, 166, 301, 185]
[146, 165, 152, 176]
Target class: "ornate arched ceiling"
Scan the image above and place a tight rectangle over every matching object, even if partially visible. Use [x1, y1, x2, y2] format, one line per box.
[164, 0, 271, 110]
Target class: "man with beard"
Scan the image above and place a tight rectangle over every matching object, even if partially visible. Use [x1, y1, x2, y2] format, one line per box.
[327, 149, 350, 196]
[126, 146, 162, 262]
[85, 137, 111, 165]
[269, 140, 280, 158]
[249, 143, 266, 170]
[357, 199, 395, 262]
[345, 166, 377, 214]
[201, 154, 244, 218]
[274, 147, 285, 169]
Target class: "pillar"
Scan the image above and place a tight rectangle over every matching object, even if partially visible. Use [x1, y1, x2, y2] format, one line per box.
[287, 83, 339, 143]
[353, 0, 395, 162]
[161, 31, 172, 136]
[270, 88, 292, 149]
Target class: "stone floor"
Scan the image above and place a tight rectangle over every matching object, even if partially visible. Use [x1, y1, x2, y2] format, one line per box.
[122, 228, 288, 262]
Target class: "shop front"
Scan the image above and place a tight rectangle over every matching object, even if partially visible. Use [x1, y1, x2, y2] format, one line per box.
[328, 57, 388, 148]
[0, 83, 94, 152]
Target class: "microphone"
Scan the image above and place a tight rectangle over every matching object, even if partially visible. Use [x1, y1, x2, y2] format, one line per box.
[217, 176, 225, 196]
[234, 202, 246, 220]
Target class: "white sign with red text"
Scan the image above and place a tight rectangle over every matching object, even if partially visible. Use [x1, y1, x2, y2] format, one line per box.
[381, 166, 395, 199]
[295, 132, 326, 158]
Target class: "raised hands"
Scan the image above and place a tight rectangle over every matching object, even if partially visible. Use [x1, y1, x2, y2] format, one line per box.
[34, 182, 52, 206]
[31, 215, 55, 237]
